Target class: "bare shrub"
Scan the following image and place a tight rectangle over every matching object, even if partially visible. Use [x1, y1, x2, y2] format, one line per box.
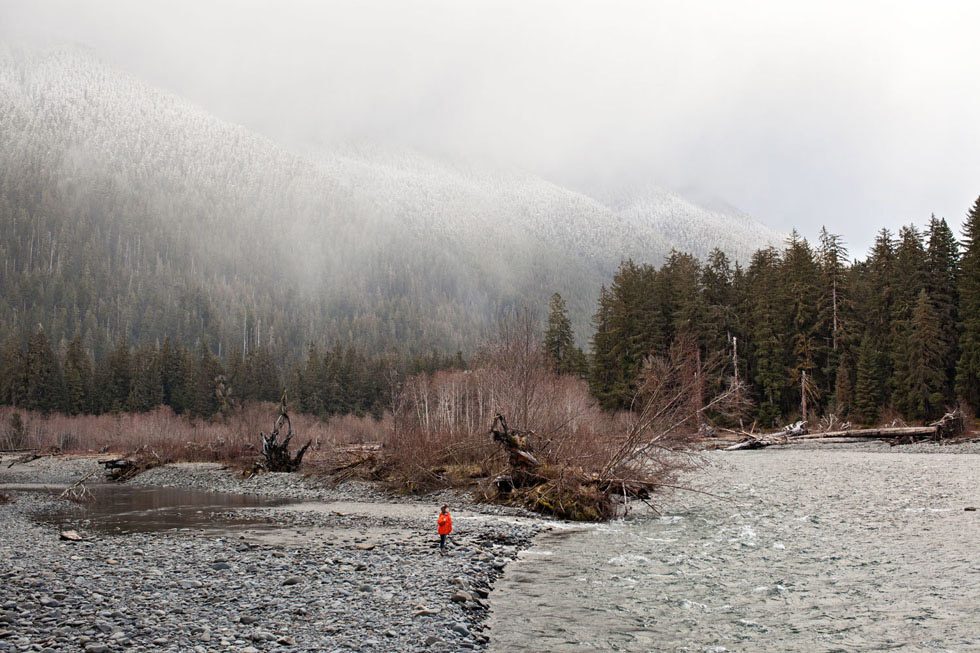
[383, 310, 616, 494]
[0, 412, 27, 450]
[0, 404, 388, 465]
[598, 335, 748, 494]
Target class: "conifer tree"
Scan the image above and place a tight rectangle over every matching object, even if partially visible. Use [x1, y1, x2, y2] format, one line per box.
[895, 289, 946, 420]
[657, 251, 704, 347]
[783, 232, 822, 413]
[0, 336, 27, 407]
[956, 196, 980, 410]
[104, 339, 134, 413]
[544, 293, 576, 375]
[297, 343, 325, 416]
[746, 248, 788, 425]
[857, 229, 897, 412]
[834, 354, 854, 417]
[191, 342, 224, 418]
[63, 336, 93, 415]
[925, 216, 959, 401]
[159, 338, 192, 414]
[589, 286, 620, 409]
[816, 228, 852, 411]
[128, 345, 163, 412]
[889, 226, 928, 409]
[24, 329, 64, 414]
[853, 331, 881, 424]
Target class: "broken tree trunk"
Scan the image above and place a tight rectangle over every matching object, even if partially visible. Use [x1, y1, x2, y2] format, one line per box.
[490, 413, 541, 491]
[260, 396, 311, 473]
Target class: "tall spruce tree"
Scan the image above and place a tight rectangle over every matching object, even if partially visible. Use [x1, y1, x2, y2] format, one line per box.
[925, 216, 960, 402]
[894, 289, 946, 420]
[0, 336, 27, 407]
[889, 226, 928, 409]
[128, 345, 163, 412]
[589, 286, 620, 409]
[816, 228, 852, 412]
[63, 336, 93, 415]
[956, 196, 980, 410]
[543, 293, 576, 375]
[24, 329, 64, 414]
[858, 229, 897, 411]
[853, 330, 881, 424]
[783, 232, 822, 414]
[746, 248, 788, 425]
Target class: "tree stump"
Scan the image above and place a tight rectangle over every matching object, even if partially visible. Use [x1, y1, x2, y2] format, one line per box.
[260, 397, 311, 473]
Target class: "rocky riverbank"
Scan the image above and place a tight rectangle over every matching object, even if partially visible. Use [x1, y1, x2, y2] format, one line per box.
[0, 456, 543, 652]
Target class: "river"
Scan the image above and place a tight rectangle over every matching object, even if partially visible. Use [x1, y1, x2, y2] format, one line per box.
[488, 449, 980, 652]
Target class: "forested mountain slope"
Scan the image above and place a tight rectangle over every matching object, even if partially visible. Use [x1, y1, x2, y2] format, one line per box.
[0, 46, 780, 358]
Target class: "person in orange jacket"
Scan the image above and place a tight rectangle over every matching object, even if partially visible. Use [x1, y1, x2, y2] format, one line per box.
[437, 504, 452, 553]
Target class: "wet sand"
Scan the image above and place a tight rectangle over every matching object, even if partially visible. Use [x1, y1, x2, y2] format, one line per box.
[489, 449, 980, 652]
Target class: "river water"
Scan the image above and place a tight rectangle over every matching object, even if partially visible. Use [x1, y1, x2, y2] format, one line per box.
[488, 449, 980, 652]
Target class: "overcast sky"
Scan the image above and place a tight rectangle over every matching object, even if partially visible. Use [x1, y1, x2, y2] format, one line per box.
[2, 0, 979, 255]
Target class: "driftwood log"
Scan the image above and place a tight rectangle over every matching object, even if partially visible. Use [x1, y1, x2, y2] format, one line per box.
[490, 413, 541, 491]
[100, 447, 162, 481]
[723, 410, 967, 450]
[59, 470, 97, 502]
[260, 398, 311, 473]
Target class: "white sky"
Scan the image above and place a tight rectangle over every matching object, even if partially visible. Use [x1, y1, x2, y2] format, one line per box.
[3, 0, 979, 255]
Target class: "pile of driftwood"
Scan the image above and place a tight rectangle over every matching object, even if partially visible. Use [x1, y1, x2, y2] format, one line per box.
[99, 447, 163, 481]
[718, 410, 970, 451]
[489, 413, 656, 521]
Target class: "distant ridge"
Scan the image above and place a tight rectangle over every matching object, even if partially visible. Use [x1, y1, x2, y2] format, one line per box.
[0, 46, 781, 356]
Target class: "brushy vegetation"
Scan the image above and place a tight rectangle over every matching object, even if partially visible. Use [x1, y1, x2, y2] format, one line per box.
[380, 315, 744, 520]
[0, 404, 387, 466]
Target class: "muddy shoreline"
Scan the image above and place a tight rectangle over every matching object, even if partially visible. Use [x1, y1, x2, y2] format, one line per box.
[0, 455, 543, 653]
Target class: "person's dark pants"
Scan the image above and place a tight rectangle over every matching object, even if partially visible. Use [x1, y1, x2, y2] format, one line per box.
[440, 534, 447, 549]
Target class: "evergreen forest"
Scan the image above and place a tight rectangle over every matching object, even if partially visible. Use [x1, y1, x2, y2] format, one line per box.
[3, 197, 979, 428]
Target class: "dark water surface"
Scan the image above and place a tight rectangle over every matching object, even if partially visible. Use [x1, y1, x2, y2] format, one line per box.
[25, 484, 288, 534]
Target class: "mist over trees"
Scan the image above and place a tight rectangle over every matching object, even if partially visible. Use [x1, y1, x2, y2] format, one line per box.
[0, 47, 779, 364]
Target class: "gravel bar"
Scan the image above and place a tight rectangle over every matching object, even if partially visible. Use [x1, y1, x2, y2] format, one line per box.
[0, 457, 543, 653]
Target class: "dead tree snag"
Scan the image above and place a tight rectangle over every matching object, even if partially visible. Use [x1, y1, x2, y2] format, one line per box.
[260, 395, 311, 473]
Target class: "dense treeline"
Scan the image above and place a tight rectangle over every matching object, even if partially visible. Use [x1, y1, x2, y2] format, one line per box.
[4, 199, 979, 430]
[589, 197, 980, 426]
[0, 333, 467, 421]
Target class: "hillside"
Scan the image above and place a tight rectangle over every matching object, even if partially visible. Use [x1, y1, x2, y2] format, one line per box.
[0, 46, 781, 358]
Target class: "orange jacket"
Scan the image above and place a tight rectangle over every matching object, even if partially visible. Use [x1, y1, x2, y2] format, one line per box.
[437, 512, 453, 535]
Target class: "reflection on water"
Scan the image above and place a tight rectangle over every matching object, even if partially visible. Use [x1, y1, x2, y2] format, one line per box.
[33, 485, 287, 534]
[489, 450, 980, 652]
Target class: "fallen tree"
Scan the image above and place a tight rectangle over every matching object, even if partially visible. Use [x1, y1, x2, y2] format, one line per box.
[722, 410, 967, 450]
